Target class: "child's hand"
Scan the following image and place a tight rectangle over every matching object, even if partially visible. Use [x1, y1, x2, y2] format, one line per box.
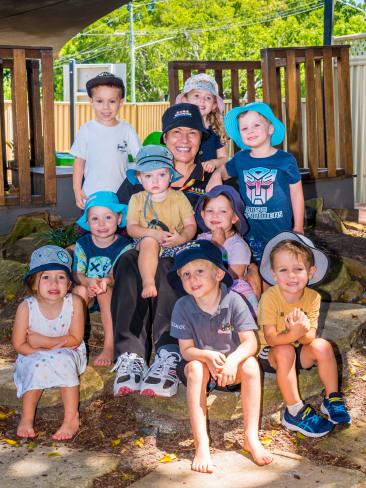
[217, 357, 238, 387]
[211, 227, 226, 247]
[293, 226, 304, 235]
[202, 160, 216, 173]
[246, 263, 261, 299]
[160, 228, 183, 248]
[285, 308, 311, 338]
[205, 350, 226, 378]
[74, 189, 87, 210]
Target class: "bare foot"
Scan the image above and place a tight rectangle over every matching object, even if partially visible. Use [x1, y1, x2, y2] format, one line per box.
[141, 282, 157, 299]
[52, 414, 79, 441]
[93, 348, 113, 367]
[17, 418, 36, 438]
[191, 445, 213, 473]
[244, 437, 273, 466]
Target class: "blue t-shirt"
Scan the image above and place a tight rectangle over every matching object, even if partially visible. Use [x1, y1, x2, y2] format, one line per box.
[72, 234, 131, 278]
[198, 127, 223, 163]
[226, 149, 301, 263]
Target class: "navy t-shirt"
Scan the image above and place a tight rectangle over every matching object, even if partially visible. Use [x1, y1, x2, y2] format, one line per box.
[198, 127, 223, 163]
[226, 150, 301, 263]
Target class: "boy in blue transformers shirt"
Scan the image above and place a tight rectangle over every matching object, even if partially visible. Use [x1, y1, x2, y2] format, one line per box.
[208, 102, 304, 264]
[73, 191, 130, 367]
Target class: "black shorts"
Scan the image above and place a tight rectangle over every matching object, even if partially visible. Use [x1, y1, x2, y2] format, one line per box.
[258, 345, 315, 374]
[176, 359, 241, 394]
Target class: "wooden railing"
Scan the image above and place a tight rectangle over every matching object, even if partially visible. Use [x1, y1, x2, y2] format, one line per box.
[0, 45, 55, 207]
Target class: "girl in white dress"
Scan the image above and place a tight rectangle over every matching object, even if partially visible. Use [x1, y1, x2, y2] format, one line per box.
[12, 245, 86, 440]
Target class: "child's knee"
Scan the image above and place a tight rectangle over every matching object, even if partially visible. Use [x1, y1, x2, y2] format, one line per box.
[309, 338, 334, 359]
[139, 236, 160, 251]
[185, 360, 209, 382]
[240, 355, 260, 378]
[271, 345, 295, 368]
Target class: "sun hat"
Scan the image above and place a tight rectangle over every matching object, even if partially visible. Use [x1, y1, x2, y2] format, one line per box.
[160, 103, 209, 143]
[224, 101, 285, 150]
[167, 240, 233, 292]
[76, 191, 128, 231]
[195, 185, 249, 236]
[143, 131, 165, 147]
[175, 73, 225, 114]
[86, 72, 125, 98]
[126, 145, 182, 185]
[24, 245, 73, 284]
[259, 231, 329, 286]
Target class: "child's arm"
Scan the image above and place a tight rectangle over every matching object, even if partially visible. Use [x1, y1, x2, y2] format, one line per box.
[202, 146, 229, 173]
[290, 180, 305, 234]
[286, 308, 314, 345]
[72, 157, 87, 209]
[160, 216, 197, 248]
[205, 165, 230, 192]
[12, 301, 50, 355]
[179, 338, 226, 378]
[218, 330, 257, 387]
[263, 310, 310, 346]
[246, 263, 262, 299]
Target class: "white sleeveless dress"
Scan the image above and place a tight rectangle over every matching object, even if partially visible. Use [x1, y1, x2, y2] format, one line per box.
[14, 293, 87, 398]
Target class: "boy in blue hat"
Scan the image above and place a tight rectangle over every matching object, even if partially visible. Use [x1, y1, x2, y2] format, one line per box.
[208, 102, 305, 265]
[126, 144, 196, 299]
[73, 191, 130, 366]
[168, 240, 272, 472]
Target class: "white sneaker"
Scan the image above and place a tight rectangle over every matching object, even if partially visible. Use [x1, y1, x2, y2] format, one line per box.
[140, 348, 181, 398]
[112, 352, 148, 396]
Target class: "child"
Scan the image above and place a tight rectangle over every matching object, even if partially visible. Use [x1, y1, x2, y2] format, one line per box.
[126, 144, 196, 299]
[207, 102, 304, 264]
[195, 184, 259, 314]
[176, 73, 228, 172]
[73, 191, 130, 366]
[12, 245, 86, 440]
[168, 240, 273, 472]
[258, 232, 351, 437]
[71, 72, 141, 209]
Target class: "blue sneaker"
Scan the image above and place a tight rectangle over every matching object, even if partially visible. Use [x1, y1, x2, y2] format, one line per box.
[321, 392, 351, 425]
[282, 404, 333, 438]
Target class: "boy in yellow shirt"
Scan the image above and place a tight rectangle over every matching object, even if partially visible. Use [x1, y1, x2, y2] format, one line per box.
[258, 232, 350, 437]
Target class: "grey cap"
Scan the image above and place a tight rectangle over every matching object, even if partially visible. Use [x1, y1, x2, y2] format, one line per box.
[24, 245, 73, 283]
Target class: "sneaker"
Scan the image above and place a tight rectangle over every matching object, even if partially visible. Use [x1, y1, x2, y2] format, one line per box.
[140, 348, 181, 398]
[321, 392, 351, 425]
[282, 404, 334, 438]
[112, 352, 148, 396]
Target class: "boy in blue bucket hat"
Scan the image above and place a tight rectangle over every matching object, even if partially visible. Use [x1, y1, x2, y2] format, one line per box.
[126, 144, 196, 301]
[73, 191, 131, 367]
[208, 101, 305, 265]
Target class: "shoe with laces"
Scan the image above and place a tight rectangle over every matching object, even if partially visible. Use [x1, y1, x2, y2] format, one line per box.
[140, 348, 181, 398]
[282, 404, 334, 437]
[112, 352, 148, 396]
[321, 392, 351, 425]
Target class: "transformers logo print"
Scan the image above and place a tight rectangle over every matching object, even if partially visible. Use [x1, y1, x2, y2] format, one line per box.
[243, 167, 277, 205]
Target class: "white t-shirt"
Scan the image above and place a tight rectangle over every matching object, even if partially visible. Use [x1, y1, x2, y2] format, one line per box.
[198, 232, 251, 265]
[70, 119, 141, 196]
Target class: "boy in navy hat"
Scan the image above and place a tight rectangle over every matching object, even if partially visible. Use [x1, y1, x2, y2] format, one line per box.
[168, 240, 272, 473]
[208, 102, 305, 265]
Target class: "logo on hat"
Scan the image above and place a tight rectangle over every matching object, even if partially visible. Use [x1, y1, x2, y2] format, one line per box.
[57, 250, 70, 264]
[174, 109, 192, 119]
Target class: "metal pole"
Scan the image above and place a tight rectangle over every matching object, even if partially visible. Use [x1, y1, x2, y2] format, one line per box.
[129, 2, 136, 103]
[323, 0, 334, 45]
[69, 59, 75, 146]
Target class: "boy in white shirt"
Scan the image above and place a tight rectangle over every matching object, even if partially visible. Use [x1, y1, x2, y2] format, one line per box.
[71, 72, 141, 209]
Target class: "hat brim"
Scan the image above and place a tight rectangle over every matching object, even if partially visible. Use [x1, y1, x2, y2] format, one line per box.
[126, 162, 182, 185]
[259, 231, 329, 286]
[24, 263, 73, 284]
[76, 203, 128, 231]
[175, 93, 225, 114]
[224, 103, 285, 150]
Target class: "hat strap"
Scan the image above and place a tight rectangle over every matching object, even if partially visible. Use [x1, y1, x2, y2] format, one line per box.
[143, 192, 159, 224]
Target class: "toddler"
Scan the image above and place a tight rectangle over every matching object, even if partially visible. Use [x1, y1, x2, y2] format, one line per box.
[208, 102, 304, 264]
[12, 245, 86, 440]
[73, 191, 130, 366]
[258, 232, 351, 437]
[71, 72, 141, 209]
[126, 144, 196, 298]
[177, 73, 228, 172]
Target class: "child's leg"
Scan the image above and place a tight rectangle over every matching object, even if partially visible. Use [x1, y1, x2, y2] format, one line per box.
[17, 389, 43, 438]
[94, 287, 114, 366]
[185, 360, 213, 473]
[137, 237, 160, 298]
[300, 339, 338, 395]
[240, 356, 272, 466]
[52, 386, 80, 441]
[269, 345, 301, 405]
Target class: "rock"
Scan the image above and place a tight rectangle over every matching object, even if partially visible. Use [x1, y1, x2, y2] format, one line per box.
[0, 259, 28, 298]
[340, 279, 364, 303]
[6, 234, 48, 262]
[342, 256, 366, 280]
[315, 209, 346, 233]
[305, 197, 324, 214]
[304, 198, 324, 228]
[316, 256, 353, 302]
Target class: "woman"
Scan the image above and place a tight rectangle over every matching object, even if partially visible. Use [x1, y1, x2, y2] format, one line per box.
[112, 103, 212, 398]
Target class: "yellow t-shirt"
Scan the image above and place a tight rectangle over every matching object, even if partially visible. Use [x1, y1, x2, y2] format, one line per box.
[257, 284, 321, 347]
[127, 189, 193, 234]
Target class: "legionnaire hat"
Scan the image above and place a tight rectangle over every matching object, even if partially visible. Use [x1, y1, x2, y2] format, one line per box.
[86, 72, 125, 98]
[24, 245, 73, 283]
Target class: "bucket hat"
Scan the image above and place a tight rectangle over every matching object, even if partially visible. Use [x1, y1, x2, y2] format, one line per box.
[126, 145, 181, 185]
[259, 231, 329, 286]
[76, 191, 128, 231]
[224, 102, 285, 150]
[167, 240, 233, 292]
[195, 185, 249, 236]
[161, 103, 209, 143]
[86, 72, 125, 98]
[175, 73, 225, 113]
[24, 245, 73, 284]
